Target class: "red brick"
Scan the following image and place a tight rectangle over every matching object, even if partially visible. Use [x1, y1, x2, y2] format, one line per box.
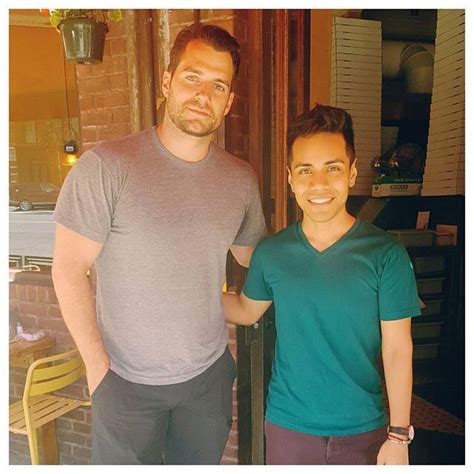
[72, 445, 92, 460]
[17, 285, 27, 301]
[47, 287, 58, 304]
[81, 109, 113, 127]
[81, 126, 98, 143]
[58, 442, 72, 456]
[63, 409, 85, 422]
[79, 96, 95, 111]
[57, 430, 88, 446]
[78, 76, 112, 96]
[112, 105, 130, 123]
[107, 19, 126, 37]
[95, 90, 129, 108]
[20, 301, 49, 318]
[37, 286, 48, 303]
[102, 55, 128, 74]
[48, 305, 63, 319]
[109, 37, 127, 56]
[75, 64, 92, 78]
[56, 419, 73, 431]
[10, 284, 18, 299]
[40, 317, 68, 333]
[72, 422, 91, 435]
[26, 286, 37, 302]
[10, 371, 27, 385]
[110, 73, 128, 90]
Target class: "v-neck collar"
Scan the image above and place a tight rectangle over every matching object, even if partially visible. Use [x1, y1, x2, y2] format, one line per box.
[296, 218, 361, 257]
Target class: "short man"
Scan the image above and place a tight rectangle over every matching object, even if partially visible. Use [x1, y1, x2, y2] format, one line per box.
[52, 23, 266, 465]
[223, 104, 421, 465]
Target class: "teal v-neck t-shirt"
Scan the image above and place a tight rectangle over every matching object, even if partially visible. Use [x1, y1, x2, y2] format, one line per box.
[243, 218, 421, 436]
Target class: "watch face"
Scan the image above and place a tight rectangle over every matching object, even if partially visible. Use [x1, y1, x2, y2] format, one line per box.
[408, 425, 415, 440]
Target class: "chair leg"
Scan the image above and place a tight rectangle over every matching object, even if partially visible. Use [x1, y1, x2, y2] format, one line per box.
[39, 421, 59, 464]
[27, 427, 40, 465]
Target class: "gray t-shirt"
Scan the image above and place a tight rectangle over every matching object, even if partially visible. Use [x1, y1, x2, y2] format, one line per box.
[54, 128, 267, 385]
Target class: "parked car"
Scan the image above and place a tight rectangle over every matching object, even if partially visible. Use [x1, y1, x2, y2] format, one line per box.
[9, 182, 60, 211]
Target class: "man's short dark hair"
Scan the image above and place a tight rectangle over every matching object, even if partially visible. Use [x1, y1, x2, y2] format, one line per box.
[287, 104, 356, 165]
[168, 23, 241, 82]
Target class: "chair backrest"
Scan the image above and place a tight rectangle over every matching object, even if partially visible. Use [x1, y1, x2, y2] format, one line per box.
[23, 349, 86, 398]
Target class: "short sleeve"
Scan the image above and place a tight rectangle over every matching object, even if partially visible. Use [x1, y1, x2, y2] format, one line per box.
[232, 172, 267, 247]
[242, 243, 273, 301]
[378, 243, 422, 321]
[54, 151, 117, 243]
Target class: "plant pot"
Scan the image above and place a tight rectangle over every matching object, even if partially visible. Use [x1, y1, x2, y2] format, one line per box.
[58, 17, 108, 64]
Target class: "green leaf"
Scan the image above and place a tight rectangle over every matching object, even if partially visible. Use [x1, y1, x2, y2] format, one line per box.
[107, 9, 123, 22]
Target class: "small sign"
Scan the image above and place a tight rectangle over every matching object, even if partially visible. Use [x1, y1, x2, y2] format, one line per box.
[64, 142, 77, 154]
[416, 211, 430, 230]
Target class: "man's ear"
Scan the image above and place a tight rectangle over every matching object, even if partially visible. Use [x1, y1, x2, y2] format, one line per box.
[349, 158, 358, 188]
[287, 166, 294, 192]
[223, 92, 235, 116]
[161, 71, 171, 98]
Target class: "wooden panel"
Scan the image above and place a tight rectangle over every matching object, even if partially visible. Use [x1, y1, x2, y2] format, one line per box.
[274, 10, 289, 232]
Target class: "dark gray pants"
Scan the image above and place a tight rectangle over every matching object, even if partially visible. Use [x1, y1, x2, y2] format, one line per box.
[265, 420, 387, 464]
[91, 347, 237, 464]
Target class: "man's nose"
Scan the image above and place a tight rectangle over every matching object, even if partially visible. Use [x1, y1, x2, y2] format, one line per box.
[309, 171, 329, 189]
[194, 84, 211, 104]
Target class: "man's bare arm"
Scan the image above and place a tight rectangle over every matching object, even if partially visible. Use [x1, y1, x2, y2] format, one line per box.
[51, 223, 108, 395]
[229, 245, 254, 268]
[377, 317, 413, 464]
[222, 291, 271, 326]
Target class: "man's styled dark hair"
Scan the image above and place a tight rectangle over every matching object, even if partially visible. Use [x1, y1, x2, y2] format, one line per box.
[287, 104, 356, 165]
[168, 23, 241, 81]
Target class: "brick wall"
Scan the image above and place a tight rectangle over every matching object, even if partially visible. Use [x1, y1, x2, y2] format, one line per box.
[75, 19, 131, 152]
[10, 9, 251, 466]
[9, 278, 91, 464]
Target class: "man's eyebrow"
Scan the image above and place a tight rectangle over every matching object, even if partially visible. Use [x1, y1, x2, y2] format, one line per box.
[294, 159, 345, 168]
[182, 68, 230, 87]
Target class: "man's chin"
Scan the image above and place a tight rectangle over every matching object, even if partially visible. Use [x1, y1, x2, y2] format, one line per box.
[176, 121, 218, 138]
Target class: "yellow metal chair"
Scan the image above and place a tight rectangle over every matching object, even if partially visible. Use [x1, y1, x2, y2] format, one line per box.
[9, 348, 90, 464]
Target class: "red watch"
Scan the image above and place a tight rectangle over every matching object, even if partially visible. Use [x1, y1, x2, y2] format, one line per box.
[388, 425, 415, 441]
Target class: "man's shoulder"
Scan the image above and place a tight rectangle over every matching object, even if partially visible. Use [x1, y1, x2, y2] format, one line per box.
[254, 223, 298, 254]
[355, 219, 407, 259]
[91, 128, 153, 163]
[356, 219, 399, 244]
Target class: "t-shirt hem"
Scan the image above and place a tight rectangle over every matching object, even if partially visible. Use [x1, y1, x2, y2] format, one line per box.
[380, 307, 422, 321]
[54, 216, 107, 244]
[109, 346, 226, 386]
[242, 287, 272, 301]
[265, 411, 388, 437]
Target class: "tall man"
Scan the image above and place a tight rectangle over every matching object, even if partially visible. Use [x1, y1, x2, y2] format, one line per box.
[52, 23, 267, 464]
[223, 104, 421, 465]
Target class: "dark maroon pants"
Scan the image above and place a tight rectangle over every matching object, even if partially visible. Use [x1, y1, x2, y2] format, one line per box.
[265, 420, 387, 465]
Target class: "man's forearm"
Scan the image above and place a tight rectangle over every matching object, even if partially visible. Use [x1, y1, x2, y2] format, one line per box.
[382, 343, 413, 427]
[52, 267, 108, 368]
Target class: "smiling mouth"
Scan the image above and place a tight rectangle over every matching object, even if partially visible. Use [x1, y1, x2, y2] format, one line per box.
[308, 197, 333, 205]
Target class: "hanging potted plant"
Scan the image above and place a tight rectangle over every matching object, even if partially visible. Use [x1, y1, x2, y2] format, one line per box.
[48, 9, 123, 64]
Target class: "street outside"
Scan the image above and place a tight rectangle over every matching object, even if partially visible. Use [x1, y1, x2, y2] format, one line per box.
[9, 209, 55, 259]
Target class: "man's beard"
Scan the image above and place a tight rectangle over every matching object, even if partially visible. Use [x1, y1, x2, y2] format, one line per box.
[167, 98, 220, 138]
